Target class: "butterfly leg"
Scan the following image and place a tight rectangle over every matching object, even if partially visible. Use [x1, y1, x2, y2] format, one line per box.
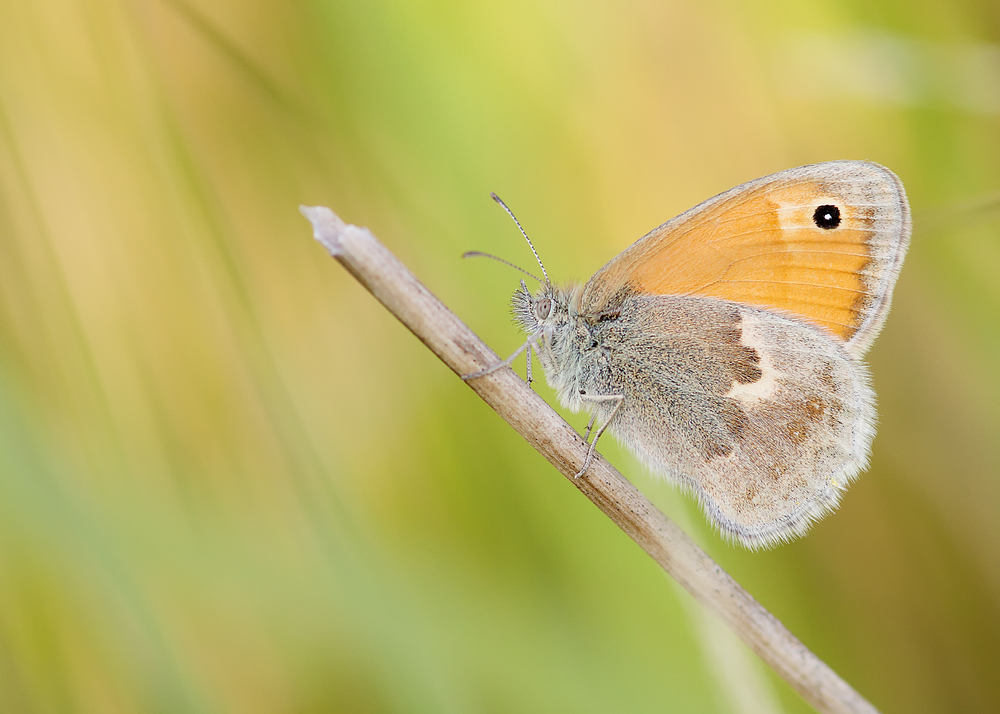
[575, 393, 624, 478]
[461, 332, 540, 381]
[526, 341, 534, 391]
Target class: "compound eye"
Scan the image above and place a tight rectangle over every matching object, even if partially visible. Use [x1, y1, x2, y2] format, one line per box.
[534, 297, 553, 320]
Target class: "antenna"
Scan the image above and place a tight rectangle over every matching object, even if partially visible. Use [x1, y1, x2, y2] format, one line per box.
[462, 251, 542, 282]
[490, 193, 550, 285]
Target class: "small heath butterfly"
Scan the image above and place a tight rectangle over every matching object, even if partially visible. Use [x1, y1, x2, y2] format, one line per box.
[466, 161, 910, 548]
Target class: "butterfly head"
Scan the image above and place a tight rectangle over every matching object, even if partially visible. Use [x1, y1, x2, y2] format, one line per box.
[511, 279, 577, 338]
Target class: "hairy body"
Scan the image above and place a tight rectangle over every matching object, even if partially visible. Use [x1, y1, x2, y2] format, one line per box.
[514, 284, 873, 547]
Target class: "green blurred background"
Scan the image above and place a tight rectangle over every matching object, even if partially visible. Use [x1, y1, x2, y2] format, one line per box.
[1, 0, 999, 712]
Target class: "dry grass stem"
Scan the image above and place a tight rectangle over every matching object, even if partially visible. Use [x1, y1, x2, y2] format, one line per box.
[301, 205, 880, 714]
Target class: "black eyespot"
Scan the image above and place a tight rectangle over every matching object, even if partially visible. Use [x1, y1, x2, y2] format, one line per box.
[534, 297, 553, 320]
[813, 204, 841, 229]
[579, 389, 586, 395]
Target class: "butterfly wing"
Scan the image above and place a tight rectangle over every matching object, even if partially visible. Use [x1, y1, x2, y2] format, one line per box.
[580, 161, 910, 358]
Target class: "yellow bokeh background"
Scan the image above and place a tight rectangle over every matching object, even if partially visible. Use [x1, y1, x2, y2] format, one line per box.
[1, 1, 999, 712]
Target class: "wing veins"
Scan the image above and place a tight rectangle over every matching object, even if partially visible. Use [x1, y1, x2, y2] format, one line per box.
[714, 278, 865, 295]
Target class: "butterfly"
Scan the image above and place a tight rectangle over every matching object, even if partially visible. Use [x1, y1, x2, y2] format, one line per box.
[465, 161, 910, 548]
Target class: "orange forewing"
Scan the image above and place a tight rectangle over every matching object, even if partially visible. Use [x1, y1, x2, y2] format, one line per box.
[580, 162, 909, 353]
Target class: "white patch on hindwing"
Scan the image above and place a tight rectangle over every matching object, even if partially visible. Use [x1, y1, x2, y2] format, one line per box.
[725, 313, 779, 405]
